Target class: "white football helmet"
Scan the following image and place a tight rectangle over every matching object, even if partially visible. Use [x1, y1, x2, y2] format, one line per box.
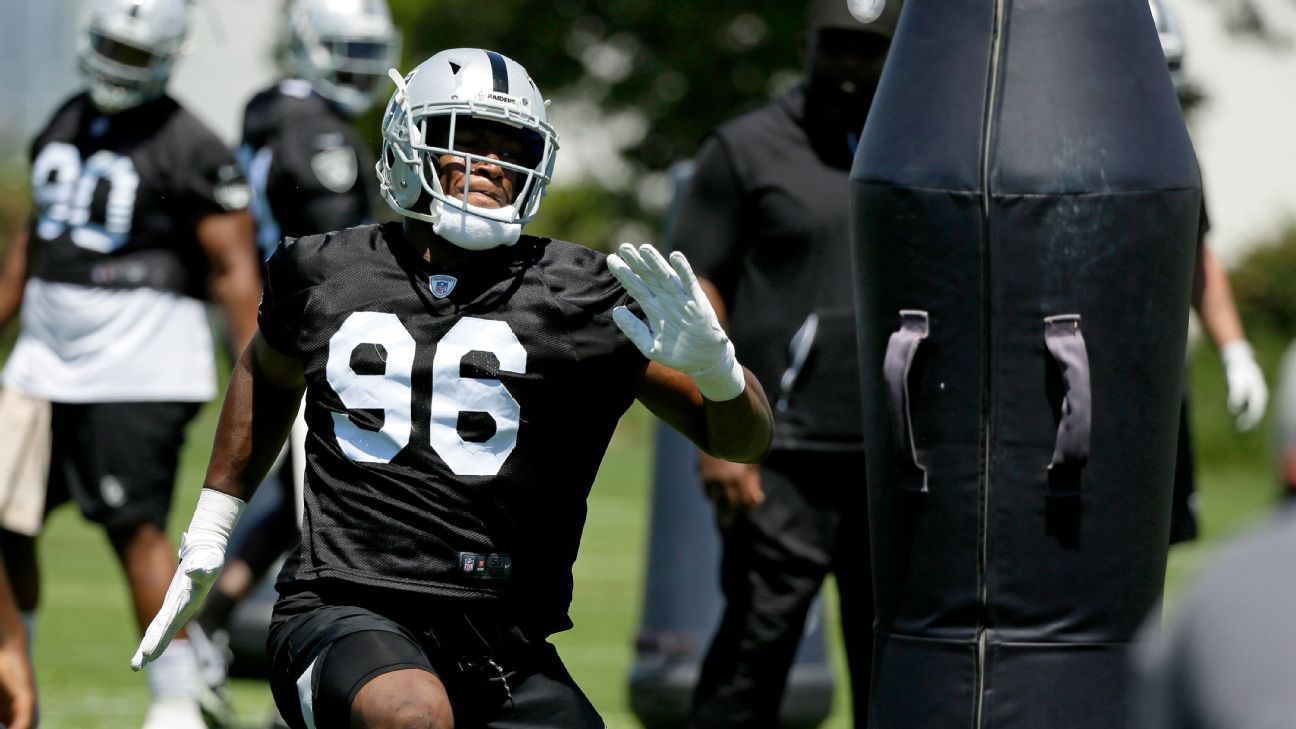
[283, 0, 401, 116]
[1150, 0, 1187, 95]
[78, 0, 190, 113]
[377, 49, 559, 229]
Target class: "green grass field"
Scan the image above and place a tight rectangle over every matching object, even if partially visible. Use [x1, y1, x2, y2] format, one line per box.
[25, 343, 1290, 728]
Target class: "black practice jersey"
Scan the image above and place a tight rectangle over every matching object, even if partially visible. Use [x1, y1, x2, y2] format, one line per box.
[262, 224, 646, 635]
[27, 93, 249, 299]
[670, 85, 863, 451]
[241, 81, 378, 255]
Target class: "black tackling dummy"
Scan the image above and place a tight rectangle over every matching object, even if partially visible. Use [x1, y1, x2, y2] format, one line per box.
[851, 0, 1200, 727]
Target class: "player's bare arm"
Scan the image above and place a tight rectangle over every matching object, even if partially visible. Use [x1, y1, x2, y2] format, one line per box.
[131, 332, 304, 671]
[197, 209, 261, 352]
[638, 362, 773, 465]
[610, 242, 774, 465]
[0, 228, 30, 330]
[203, 332, 306, 502]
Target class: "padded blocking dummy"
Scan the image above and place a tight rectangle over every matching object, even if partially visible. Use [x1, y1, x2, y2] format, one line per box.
[850, 1, 1201, 727]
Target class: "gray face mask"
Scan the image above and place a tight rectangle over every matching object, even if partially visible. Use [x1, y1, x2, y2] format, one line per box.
[431, 199, 522, 251]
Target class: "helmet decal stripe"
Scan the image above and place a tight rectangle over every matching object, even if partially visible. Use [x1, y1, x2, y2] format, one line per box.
[485, 50, 509, 94]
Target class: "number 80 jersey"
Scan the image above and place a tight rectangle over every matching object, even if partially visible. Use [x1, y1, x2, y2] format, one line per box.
[261, 223, 646, 634]
[26, 94, 249, 297]
[5, 93, 249, 404]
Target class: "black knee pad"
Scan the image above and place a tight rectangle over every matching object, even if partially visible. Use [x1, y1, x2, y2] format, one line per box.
[312, 629, 436, 728]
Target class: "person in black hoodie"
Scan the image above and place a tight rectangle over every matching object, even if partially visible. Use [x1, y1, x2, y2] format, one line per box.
[669, 1, 899, 726]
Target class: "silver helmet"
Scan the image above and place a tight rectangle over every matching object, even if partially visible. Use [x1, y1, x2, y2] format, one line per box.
[1150, 0, 1187, 95]
[377, 49, 559, 227]
[78, 0, 190, 113]
[283, 0, 401, 116]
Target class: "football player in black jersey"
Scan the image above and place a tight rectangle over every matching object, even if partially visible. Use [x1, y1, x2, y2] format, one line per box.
[0, 1, 259, 727]
[132, 48, 774, 729]
[240, 0, 398, 258]
[190, 2, 400, 705]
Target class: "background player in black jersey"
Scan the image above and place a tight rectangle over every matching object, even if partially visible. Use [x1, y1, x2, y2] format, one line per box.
[191, 1, 400, 705]
[0, 1, 259, 727]
[239, 0, 397, 259]
[666, 1, 896, 726]
[131, 48, 774, 729]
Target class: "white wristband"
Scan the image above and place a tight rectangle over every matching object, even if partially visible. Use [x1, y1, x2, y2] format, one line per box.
[182, 489, 246, 556]
[691, 343, 747, 402]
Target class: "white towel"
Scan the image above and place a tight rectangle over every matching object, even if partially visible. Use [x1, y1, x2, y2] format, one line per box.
[0, 387, 51, 536]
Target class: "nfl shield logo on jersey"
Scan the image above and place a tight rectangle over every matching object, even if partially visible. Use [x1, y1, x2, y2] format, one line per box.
[430, 274, 458, 299]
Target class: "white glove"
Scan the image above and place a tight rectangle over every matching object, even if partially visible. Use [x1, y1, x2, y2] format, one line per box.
[847, 0, 887, 23]
[131, 488, 245, 671]
[607, 243, 746, 402]
[1221, 340, 1268, 432]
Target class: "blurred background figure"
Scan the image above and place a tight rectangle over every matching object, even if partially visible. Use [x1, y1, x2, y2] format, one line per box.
[0, 566, 35, 729]
[1136, 503, 1296, 729]
[191, 2, 398, 723]
[1272, 342, 1296, 499]
[0, 1, 259, 728]
[667, 1, 898, 726]
[1154, 0, 1269, 546]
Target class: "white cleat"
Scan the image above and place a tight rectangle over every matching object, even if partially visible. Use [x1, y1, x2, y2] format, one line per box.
[141, 698, 208, 729]
[188, 625, 234, 727]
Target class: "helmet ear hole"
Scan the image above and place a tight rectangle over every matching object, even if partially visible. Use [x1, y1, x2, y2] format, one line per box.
[392, 168, 422, 208]
[383, 143, 423, 208]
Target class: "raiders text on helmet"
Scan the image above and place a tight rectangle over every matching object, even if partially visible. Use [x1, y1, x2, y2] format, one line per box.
[284, 0, 401, 116]
[79, 0, 190, 113]
[376, 49, 559, 231]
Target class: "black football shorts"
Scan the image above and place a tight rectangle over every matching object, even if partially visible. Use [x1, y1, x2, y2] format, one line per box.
[268, 584, 605, 729]
[45, 401, 200, 531]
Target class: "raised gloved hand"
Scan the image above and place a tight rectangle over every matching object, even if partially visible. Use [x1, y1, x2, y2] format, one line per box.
[1221, 340, 1267, 432]
[607, 243, 746, 402]
[131, 489, 245, 671]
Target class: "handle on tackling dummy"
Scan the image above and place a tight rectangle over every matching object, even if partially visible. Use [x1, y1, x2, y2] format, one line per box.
[883, 310, 930, 493]
[607, 243, 746, 402]
[130, 488, 245, 671]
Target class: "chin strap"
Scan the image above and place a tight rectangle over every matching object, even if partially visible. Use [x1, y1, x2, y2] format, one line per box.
[433, 200, 523, 250]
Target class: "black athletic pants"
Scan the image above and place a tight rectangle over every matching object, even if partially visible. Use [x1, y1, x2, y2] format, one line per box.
[691, 449, 871, 729]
